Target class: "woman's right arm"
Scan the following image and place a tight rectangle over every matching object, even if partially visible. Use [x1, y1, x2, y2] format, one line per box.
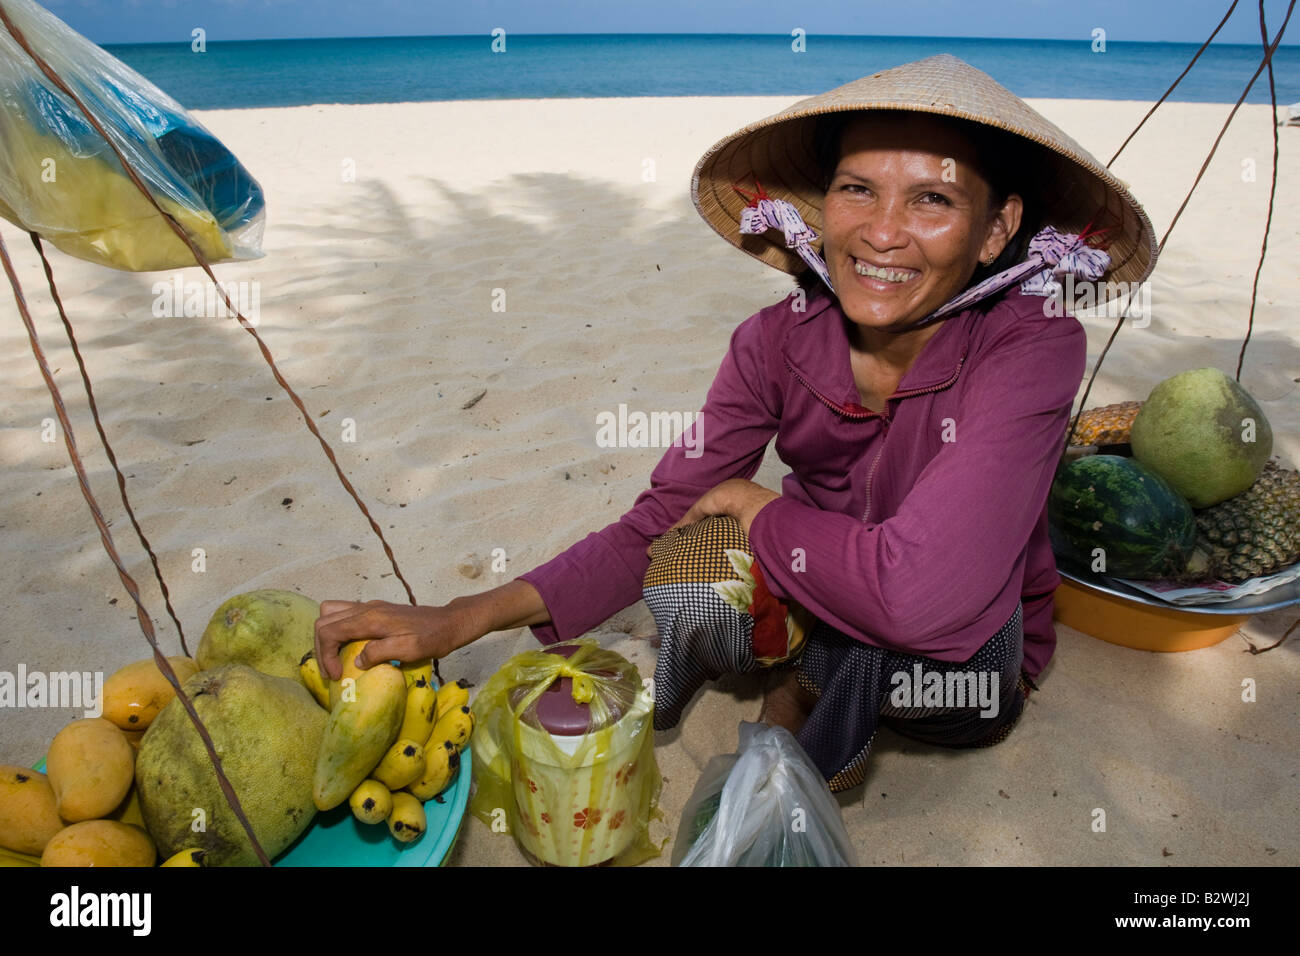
[514, 301, 787, 645]
[313, 579, 550, 679]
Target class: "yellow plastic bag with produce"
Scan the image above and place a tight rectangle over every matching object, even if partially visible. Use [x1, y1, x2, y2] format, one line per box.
[0, 0, 265, 271]
[469, 639, 663, 866]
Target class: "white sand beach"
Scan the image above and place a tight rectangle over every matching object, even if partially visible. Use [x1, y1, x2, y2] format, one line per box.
[1, 95, 1297, 865]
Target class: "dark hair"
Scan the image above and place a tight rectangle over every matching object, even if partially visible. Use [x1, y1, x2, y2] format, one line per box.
[793, 109, 1045, 297]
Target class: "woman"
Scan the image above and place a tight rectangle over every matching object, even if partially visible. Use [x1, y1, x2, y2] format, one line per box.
[315, 55, 1156, 792]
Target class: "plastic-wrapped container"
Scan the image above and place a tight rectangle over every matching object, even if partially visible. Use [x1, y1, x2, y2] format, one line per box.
[0, 0, 264, 271]
[469, 640, 661, 866]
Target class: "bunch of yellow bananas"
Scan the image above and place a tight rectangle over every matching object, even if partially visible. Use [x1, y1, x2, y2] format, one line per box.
[300, 644, 472, 845]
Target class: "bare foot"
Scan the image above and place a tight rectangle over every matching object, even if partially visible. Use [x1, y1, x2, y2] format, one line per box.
[758, 670, 817, 734]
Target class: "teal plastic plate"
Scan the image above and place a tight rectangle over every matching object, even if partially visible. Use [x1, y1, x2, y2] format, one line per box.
[34, 707, 471, 867]
[275, 742, 469, 868]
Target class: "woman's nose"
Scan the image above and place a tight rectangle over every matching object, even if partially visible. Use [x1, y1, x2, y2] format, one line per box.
[855, 196, 908, 249]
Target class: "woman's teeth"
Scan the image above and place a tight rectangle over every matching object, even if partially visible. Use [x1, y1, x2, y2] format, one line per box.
[854, 260, 917, 283]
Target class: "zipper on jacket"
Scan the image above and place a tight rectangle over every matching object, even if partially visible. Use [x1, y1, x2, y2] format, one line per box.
[861, 443, 885, 523]
[783, 353, 967, 523]
[783, 359, 883, 420]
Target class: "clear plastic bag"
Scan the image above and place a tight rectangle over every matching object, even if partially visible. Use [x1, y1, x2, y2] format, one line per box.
[0, 0, 264, 271]
[468, 639, 663, 866]
[673, 721, 859, 866]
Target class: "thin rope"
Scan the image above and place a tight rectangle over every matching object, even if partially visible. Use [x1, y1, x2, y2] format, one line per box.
[1238, 0, 1283, 381]
[1066, 0, 1294, 455]
[28, 231, 189, 655]
[1065, 297, 1137, 456]
[0, 5, 440, 682]
[1155, 0, 1293, 257]
[0, 227, 271, 866]
[1107, 0, 1240, 167]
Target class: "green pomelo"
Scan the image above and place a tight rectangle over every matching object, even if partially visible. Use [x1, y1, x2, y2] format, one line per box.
[135, 664, 326, 866]
[1130, 367, 1272, 508]
[197, 588, 319, 682]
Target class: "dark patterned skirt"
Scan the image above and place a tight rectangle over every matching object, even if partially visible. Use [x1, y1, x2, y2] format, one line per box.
[643, 514, 1031, 793]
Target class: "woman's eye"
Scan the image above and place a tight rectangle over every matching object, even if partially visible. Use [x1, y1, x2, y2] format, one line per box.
[921, 192, 950, 205]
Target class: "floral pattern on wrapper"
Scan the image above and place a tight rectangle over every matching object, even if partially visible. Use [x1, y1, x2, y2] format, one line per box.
[467, 637, 665, 865]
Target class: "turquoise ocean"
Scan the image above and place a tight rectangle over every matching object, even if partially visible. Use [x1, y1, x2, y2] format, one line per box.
[104, 34, 1300, 109]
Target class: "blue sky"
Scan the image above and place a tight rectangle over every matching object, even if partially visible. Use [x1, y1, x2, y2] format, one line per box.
[40, 0, 1300, 46]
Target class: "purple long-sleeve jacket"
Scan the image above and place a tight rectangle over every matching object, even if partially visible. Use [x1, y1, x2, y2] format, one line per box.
[515, 283, 1087, 679]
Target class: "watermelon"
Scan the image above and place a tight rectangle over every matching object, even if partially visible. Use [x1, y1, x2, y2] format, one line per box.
[1048, 454, 1198, 579]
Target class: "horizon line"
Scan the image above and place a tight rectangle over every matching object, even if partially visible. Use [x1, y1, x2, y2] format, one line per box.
[101, 31, 1300, 48]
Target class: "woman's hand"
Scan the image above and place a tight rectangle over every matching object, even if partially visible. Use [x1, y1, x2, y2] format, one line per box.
[313, 599, 478, 680]
[645, 478, 781, 556]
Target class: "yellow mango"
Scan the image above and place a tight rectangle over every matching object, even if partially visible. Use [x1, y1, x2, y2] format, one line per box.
[46, 718, 135, 822]
[40, 820, 156, 867]
[102, 656, 200, 731]
[314, 663, 407, 810]
[0, 766, 65, 855]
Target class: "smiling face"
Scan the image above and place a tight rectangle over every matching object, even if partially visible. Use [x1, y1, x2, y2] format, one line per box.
[821, 112, 1023, 344]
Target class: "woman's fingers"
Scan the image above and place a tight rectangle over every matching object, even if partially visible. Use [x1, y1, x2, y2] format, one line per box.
[318, 599, 359, 617]
[314, 601, 385, 680]
[642, 481, 738, 558]
[666, 505, 703, 536]
[352, 634, 420, 670]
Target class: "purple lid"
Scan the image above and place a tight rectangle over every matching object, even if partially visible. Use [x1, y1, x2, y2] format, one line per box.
[510, 645, 625, 737]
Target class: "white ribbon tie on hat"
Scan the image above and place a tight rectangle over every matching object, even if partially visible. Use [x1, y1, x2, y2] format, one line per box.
[740, 195, 1112, 329]
[739, 196, 835, 292]
[1019, 226, 1112, 298]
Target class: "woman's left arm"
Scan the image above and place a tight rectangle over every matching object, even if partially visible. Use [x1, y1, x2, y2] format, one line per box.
[744, 309, 1087, 659]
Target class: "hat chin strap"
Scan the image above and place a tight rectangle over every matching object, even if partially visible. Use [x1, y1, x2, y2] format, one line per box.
[739, 195, 1112, 330]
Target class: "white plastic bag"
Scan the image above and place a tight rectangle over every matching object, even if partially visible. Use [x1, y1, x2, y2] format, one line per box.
[673, 721, 858, 866]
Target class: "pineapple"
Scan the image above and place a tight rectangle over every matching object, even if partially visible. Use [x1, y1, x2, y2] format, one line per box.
[1069, 400, 1143, 447]
[1194, 459, 1300, 583]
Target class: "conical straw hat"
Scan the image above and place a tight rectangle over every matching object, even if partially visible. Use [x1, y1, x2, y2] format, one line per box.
[691, 53, 1157, 299]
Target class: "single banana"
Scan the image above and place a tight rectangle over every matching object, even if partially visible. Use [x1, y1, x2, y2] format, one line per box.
[387, 792, 426, 844]
[401, 659, 433, 690]
[406, 740, 460, 801]
[372, 739, 425, 791]
[313, 663, 407, 811]
[328, 639, 371, 710]
[430, 703, 474, 750]
[397, 678, 438, 745]
[160, 848, 206, 867]
[434, 677, 470, 721]
[348, 779, 393, 825]
[299, 651, 331, 709]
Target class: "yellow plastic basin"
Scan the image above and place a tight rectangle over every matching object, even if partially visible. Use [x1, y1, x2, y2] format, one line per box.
[1053, 576, 1246, 652]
